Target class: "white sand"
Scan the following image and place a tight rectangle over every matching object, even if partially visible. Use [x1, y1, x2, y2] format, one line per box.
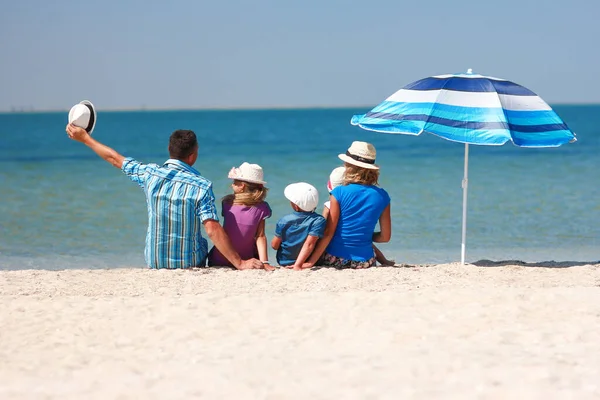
[2, 261, 600, 399]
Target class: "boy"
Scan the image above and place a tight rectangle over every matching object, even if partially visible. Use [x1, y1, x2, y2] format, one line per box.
[271, 182, 326, 270]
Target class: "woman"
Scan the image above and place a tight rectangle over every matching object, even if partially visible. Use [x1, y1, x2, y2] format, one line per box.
[304, 141, 392, 269]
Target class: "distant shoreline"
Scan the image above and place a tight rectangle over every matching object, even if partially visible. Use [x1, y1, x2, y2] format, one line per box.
[0, 105, 373, 114]
[2, 102, 600, 115]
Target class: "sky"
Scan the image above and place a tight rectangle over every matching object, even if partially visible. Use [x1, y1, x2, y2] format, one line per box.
[1, 0, 599, 111]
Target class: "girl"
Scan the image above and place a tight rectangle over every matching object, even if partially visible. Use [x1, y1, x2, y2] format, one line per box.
[208, 162, 275, 271]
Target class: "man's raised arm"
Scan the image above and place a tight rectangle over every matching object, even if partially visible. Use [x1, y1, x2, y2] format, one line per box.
[66, 124, 125, 169]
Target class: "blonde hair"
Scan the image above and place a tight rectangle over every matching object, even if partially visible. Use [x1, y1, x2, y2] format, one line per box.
[343, 163, 379, 186]
[223, 180, 268, 206]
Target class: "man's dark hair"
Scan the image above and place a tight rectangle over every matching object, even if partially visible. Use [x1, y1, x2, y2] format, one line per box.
[168, 130, 198, 159]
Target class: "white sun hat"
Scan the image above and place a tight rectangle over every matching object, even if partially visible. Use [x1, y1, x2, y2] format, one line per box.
[227, 162, 266, 185]
[338, 141, 379, 170]
[326, 166, 346, 192]
[284, 182, 319, 212]
[68, 100, 97, 134]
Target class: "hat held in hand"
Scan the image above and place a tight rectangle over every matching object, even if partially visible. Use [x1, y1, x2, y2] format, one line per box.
[68, 100, 96, 134]
[284, 182, 319, 212]
[227, 162, 267, 185]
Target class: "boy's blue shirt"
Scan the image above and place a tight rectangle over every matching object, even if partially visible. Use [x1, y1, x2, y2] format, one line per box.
[274, 211, 326, 266]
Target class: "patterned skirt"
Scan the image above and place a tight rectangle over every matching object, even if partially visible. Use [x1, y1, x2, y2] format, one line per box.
[321, 253, 376, 269]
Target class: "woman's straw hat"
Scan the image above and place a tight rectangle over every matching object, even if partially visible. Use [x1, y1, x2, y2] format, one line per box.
[338, 141, 379, 170]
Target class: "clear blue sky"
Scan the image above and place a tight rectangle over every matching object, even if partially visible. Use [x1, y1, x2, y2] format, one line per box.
[1, 0, 598, 111]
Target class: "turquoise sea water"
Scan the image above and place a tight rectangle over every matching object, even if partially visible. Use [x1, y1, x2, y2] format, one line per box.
[0, 107, 598, 270]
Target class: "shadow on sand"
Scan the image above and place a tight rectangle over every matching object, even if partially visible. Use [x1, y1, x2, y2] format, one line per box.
[472, 259, 599, 269]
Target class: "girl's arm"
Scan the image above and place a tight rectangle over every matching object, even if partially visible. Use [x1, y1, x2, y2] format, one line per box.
[292, 235, 319, 270]
[255, 219, 268, 262]
[372, 204, 392, 243]
[303, 195, 339, 268]
[255, 219, 274, 270]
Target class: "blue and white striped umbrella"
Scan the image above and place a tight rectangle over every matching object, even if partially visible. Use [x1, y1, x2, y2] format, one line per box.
[351, 70, 576, 264]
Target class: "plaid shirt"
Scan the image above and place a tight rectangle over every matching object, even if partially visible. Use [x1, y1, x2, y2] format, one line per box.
[122, 158, 219, 269]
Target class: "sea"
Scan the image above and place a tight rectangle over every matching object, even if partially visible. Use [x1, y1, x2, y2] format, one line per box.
[1, 106, 598, 270]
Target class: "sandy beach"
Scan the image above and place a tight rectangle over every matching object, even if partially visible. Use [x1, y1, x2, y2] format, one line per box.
[1, 261, 600, 399]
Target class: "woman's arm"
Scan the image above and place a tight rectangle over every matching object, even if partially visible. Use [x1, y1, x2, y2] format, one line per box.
[303, 195, 339, 267]
[372, 204, 392, 243]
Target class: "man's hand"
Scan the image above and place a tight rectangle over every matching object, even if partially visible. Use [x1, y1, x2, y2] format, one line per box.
[237, 258, 264, 270]
[66, 124, 91, 143]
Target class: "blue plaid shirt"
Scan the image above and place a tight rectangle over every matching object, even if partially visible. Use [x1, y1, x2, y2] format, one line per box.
[122, 158, 219, 269]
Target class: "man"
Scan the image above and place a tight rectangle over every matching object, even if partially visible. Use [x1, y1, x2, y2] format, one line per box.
[65, 124, 264, 270]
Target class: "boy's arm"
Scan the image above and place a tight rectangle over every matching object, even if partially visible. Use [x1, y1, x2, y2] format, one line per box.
[66, 124, 125, 169]
[271, 219, 283, 250]
[304, 196, 339, 267]
[271, 236, 282, 250]
[291, 235, 319, 270]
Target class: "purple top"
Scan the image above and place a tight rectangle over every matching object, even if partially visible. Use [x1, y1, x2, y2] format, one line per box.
[208, 201, 272, 266]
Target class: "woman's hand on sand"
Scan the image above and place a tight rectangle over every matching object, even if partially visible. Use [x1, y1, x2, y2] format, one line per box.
[284, 262, 313, 271]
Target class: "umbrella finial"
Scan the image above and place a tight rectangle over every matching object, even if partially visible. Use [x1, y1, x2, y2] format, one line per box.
[467, 68, 473, 74]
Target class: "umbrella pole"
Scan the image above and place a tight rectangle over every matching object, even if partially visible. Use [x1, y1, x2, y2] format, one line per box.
[461, 143, 469, 265]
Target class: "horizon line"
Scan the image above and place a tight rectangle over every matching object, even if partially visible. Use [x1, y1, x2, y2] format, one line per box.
[2, 101, 600, 114]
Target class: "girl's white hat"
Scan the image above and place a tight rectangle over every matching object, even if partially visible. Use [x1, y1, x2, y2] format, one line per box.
[327, 166, 345, 192]
[284, 182, 319, 212]
[338, 141, 379, 170]
[68, 100, 96, 134]
[228, 162, 266, 185]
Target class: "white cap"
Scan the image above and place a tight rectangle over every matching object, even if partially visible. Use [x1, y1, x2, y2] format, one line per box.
[327, 166, 345, 192]
[284, 182, 319, 212]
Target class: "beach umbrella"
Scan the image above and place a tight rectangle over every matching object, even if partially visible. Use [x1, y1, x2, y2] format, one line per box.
[350, 69, 576, 265]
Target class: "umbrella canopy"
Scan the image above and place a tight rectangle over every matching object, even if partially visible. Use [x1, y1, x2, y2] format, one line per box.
[351, 70, 576, 147]
[351, 70, 576, 264]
